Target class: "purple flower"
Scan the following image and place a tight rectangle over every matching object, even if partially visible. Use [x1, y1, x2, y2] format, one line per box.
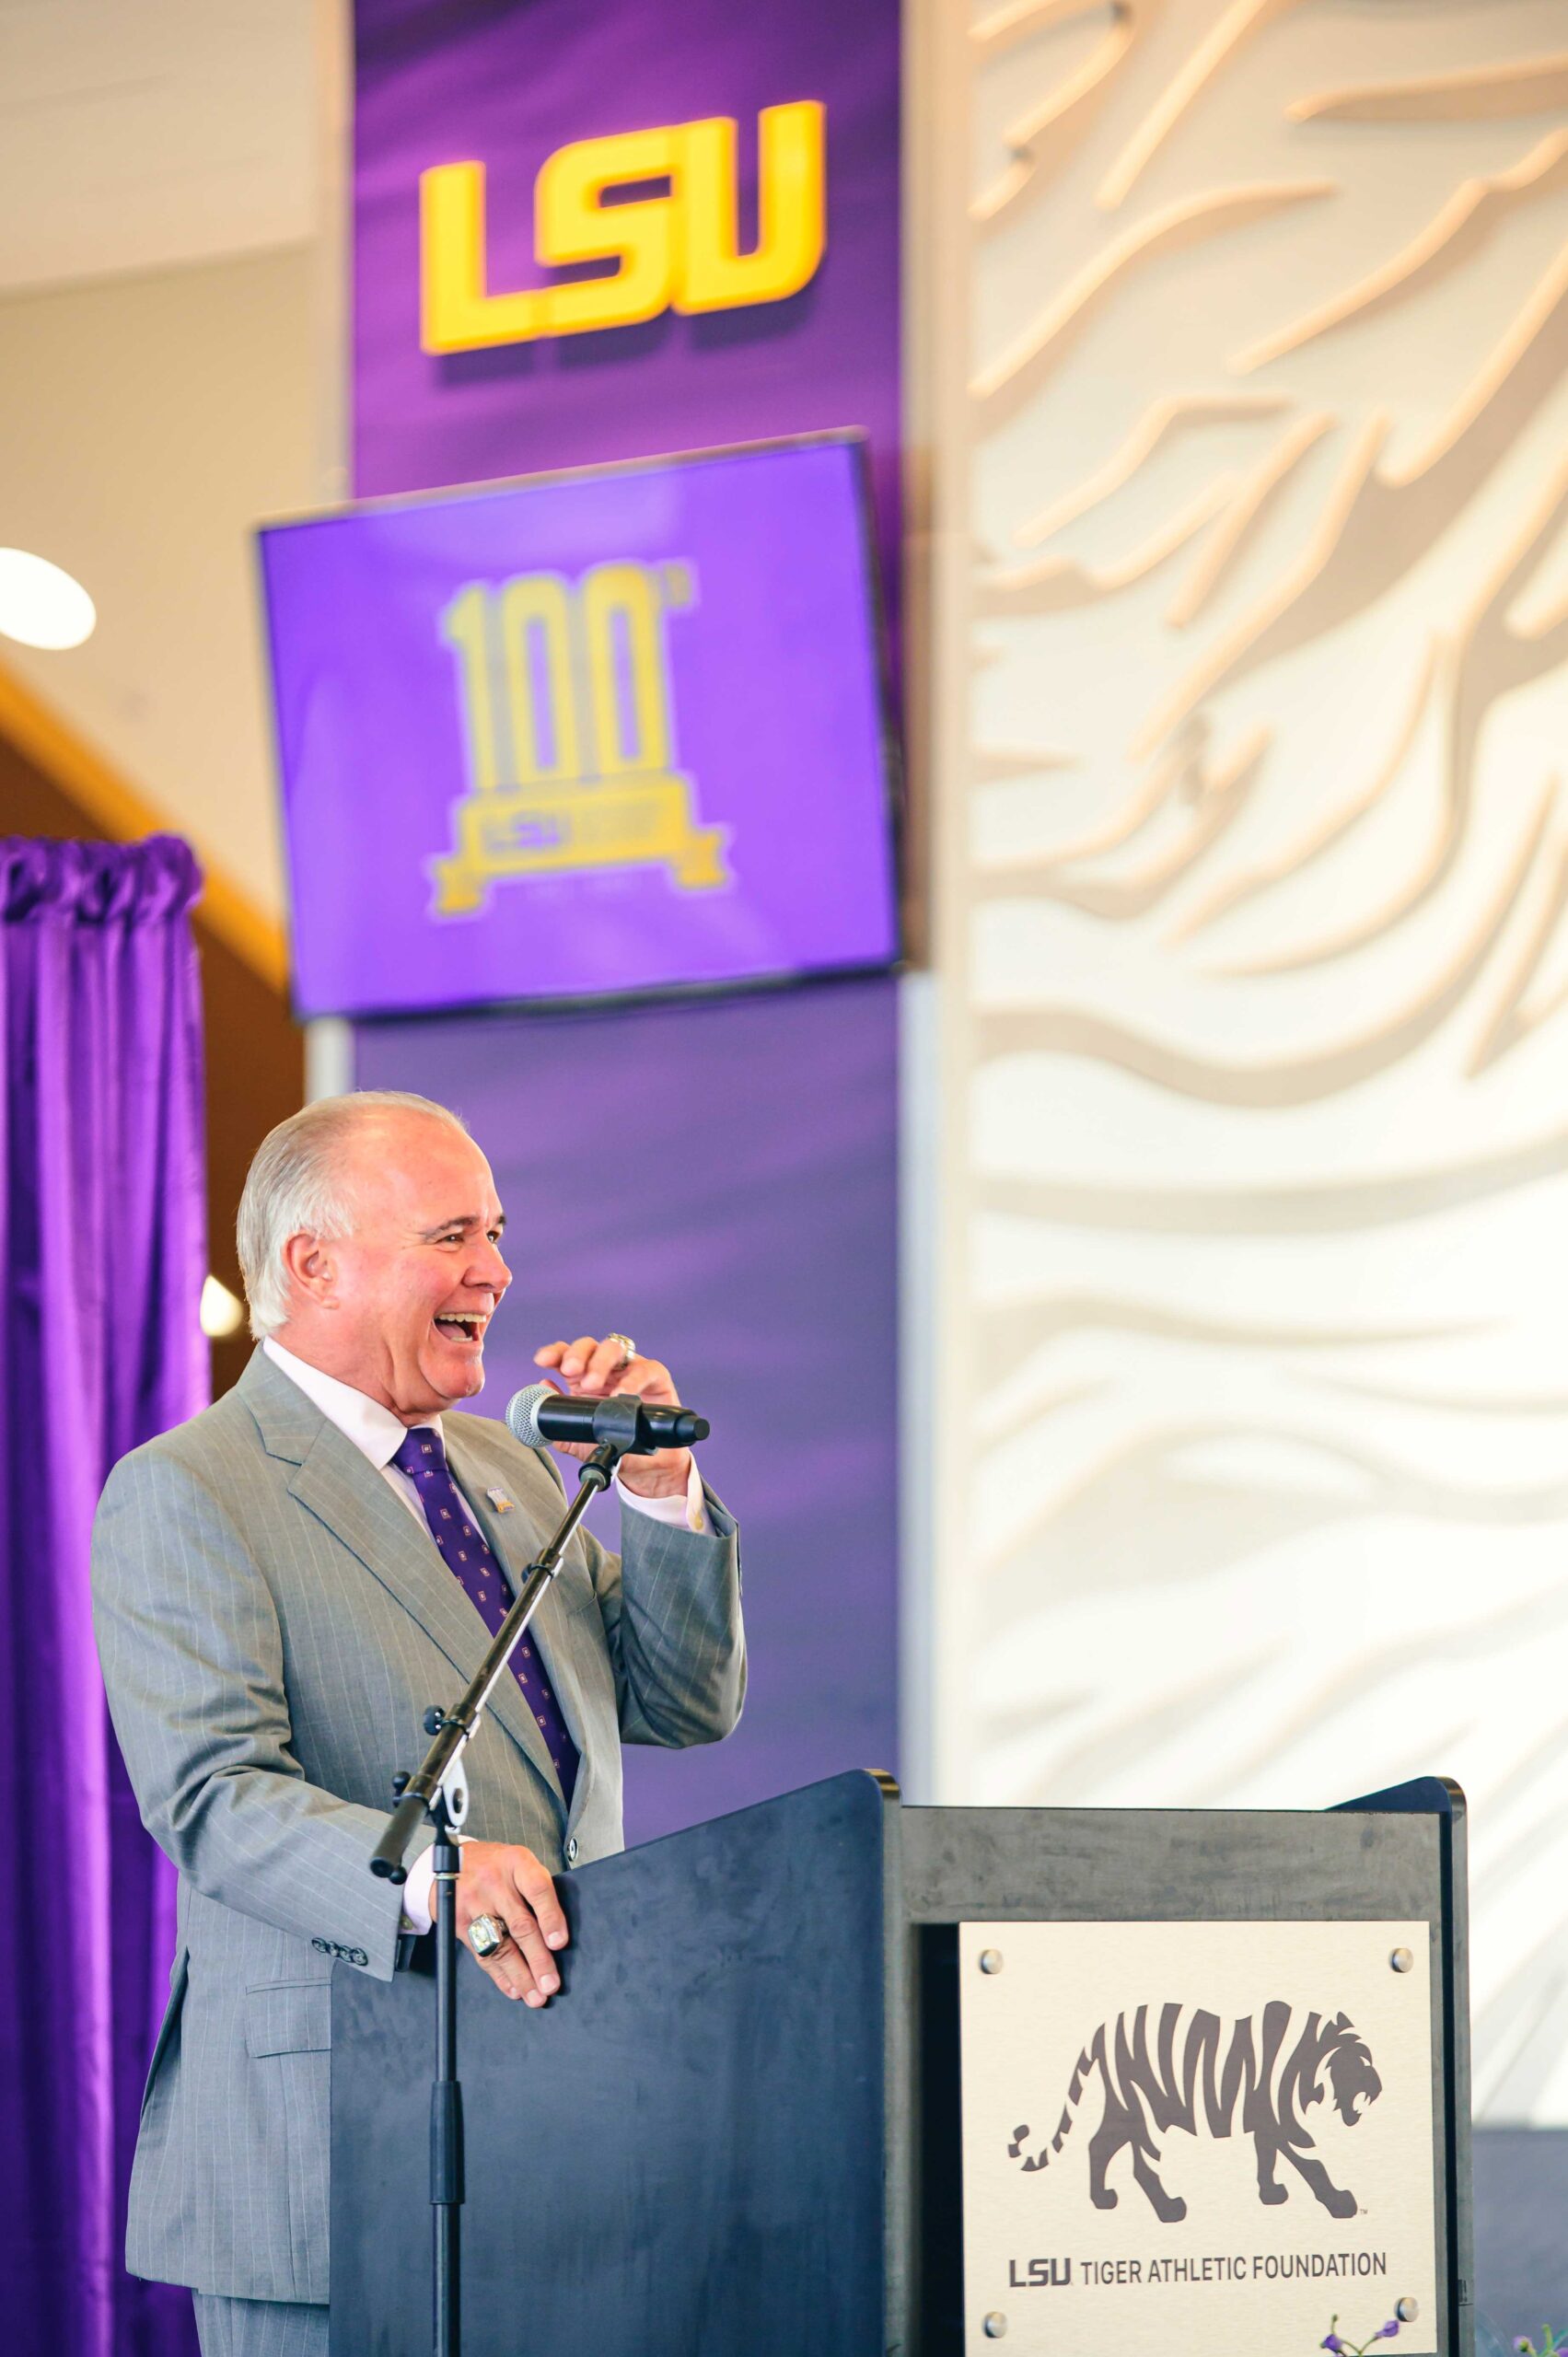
[1378, 2328, 1400, 2342]
[1322, 2340, 1345, 2353]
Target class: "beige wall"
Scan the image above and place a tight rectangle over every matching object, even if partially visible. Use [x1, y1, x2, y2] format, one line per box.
[919, 0, 1568, 2120]
[0, 243, 329, 922]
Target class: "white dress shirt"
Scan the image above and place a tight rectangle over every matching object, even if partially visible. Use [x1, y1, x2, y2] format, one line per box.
[261, 1337, 705, 1930]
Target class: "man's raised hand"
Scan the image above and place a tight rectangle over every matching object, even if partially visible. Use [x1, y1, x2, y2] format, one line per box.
[532, 1332, 692, 1501]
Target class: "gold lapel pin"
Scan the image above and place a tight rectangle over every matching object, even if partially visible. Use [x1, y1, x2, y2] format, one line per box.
[484, 1486, 515, 1514]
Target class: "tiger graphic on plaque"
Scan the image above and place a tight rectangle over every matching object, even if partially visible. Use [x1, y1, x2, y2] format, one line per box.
[1005, 1999, 1383, 2223]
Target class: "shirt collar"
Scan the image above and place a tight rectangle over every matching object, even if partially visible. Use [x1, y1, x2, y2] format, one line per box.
[262, 1337, 441, 1472]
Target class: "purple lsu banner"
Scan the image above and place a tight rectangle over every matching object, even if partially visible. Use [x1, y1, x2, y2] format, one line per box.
[258, 438, 898, 1020]
[350, 0, 903, 1834]
[352, 0, 902, 643]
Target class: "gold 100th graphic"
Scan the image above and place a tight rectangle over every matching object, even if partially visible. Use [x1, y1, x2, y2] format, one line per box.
[430, 557, 729, 917]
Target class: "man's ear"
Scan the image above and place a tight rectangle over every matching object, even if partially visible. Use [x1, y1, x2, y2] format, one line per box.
[280, 1230, 337, 1310]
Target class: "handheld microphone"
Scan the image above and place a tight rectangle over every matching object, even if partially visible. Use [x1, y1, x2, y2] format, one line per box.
[505, 1383, 710, 1456]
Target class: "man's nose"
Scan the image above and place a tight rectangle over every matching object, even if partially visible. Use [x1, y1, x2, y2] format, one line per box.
[470, 1236, 511, 1295]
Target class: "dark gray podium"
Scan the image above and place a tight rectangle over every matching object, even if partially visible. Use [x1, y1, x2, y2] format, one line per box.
[331, 1770, 1470, 2355]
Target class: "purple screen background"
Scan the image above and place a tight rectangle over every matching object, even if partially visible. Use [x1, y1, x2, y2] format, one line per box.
[260, 441, 898, 1019]
[354, 980, 900, 1843]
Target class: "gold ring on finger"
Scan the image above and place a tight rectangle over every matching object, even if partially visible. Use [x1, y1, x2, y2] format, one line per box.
[604, 1331, 636, 1368]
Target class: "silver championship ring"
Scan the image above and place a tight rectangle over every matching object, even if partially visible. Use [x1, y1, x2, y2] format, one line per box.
[469, 1912, 507, 1959]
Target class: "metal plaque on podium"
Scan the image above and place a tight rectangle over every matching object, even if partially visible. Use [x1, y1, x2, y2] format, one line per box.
[958, 1919, 1438, 2354]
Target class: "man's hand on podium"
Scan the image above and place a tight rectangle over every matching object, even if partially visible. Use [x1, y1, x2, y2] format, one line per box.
[453, 1840, 570, 2005]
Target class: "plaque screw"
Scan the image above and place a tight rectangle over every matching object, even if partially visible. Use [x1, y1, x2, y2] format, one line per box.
[1396, 2298, 1418, 2323]
[980, 1948, 1005, 1975]
[1390, 1946, 1414, 1973]
[983, 2316, 1008, 2339]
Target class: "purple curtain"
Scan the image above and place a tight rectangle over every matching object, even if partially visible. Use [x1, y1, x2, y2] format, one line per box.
[1, 839, 206, 2356]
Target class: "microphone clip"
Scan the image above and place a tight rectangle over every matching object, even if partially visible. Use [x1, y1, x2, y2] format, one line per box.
[584, 1392, 647, 1457]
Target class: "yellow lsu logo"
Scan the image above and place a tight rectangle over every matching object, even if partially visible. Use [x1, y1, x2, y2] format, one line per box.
[420, 100, 825, 353]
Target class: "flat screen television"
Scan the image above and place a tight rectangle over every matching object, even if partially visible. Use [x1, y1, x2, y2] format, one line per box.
[256, 432, 900, 1020]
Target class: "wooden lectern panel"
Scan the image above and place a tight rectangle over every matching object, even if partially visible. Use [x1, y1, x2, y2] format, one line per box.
[331, 1771, 890, 2356]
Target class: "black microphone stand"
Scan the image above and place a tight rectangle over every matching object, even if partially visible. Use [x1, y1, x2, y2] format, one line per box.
[369, 1420, 635, 2357]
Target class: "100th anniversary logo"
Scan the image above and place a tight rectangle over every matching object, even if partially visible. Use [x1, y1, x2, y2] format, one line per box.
[431, 556, 729, 916]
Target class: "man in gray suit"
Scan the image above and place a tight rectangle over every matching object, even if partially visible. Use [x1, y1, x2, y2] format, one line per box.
[92, 1090, 744, 2357]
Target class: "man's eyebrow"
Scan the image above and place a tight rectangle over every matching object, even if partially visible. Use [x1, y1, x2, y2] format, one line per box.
[419, 1210, 506, 1239]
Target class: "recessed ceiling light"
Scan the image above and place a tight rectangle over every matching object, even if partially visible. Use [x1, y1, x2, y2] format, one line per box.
[0, 547, 96, 650]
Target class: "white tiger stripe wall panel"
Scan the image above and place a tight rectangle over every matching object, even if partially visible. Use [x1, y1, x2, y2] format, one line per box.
[916, 0, 1568, 2122]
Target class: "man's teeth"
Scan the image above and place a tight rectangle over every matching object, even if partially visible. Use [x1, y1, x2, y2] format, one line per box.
[436, 1313, 487, 1338]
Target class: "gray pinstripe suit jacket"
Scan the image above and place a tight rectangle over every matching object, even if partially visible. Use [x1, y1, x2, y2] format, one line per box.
[90, 1346, 744, 2303]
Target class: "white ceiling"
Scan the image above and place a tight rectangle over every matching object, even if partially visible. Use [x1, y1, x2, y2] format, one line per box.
[0, 0, 320, 294]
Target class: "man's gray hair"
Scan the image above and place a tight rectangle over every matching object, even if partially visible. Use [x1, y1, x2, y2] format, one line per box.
[237, 1091, 471, 1341]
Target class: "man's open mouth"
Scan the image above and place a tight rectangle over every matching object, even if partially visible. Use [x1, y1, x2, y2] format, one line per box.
[433, 1311, 489, 1344]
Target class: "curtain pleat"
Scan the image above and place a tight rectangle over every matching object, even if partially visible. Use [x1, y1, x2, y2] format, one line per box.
[1, 837, 207, 2356]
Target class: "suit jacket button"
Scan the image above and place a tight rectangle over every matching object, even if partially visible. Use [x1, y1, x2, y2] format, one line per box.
[351, 1948, 368, 1968]
[564, 1838, 579, 1865]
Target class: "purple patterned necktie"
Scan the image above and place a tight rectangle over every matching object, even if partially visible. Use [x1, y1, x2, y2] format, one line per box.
[392, 1425, 579, 1805]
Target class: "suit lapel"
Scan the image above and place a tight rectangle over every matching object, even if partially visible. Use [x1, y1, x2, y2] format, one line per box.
[240, 1351, 565, 1810]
